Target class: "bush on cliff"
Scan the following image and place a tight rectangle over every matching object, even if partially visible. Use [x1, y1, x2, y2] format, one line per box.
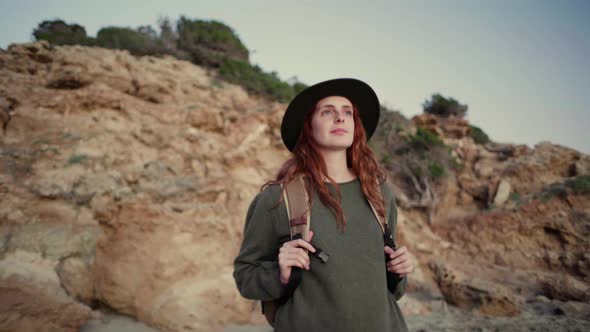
[423, 93, 468, 118]
[96, 26, 162, 56]
[469, 124, 490, 145]
[176, 16, 249, 67]
[33, 19, 95, 46]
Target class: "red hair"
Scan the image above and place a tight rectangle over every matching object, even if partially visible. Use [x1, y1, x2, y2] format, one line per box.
[261, 96, 387, 233]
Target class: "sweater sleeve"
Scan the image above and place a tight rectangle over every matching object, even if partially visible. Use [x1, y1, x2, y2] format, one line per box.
[233, 186, 289, 301]
[385, 185, 408, 301]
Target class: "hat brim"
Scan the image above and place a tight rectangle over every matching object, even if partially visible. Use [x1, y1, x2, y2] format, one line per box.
[281, 78, 380, 152]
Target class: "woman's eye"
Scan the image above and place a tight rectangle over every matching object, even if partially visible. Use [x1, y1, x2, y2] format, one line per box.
[345, 111, 353, 116]
[322, 110, 332, 115]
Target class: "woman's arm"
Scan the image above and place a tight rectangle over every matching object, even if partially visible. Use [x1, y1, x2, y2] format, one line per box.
[233, 187, 289, 301]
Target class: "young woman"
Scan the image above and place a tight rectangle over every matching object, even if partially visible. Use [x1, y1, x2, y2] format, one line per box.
[233, 78, 414, 331]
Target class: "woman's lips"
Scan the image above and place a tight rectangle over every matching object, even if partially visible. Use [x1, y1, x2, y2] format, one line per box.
[330, 129, 348, 134]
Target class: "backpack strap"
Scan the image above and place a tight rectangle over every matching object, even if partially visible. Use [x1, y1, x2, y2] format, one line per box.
[283, 175, 390, 245]
[284, 175, 385, 240]
[261, 174, 310, 328]
[367, 179, 397, 250]
[282, 174, 311, 243]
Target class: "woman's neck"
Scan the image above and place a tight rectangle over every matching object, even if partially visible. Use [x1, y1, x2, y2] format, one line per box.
[320, 149, 357, 183]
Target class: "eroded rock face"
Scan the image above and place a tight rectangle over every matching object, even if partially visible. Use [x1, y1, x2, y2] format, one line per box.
[91, 198, 252, 320]
[400, 101, 589, 322]
[502, 142, 589, 193]
[1, 40, 288, 331]
[1, 41, 589, 331]
[57, 256, 95, 304]
[0, 276, 92, 332]
[430, 261, 522, 317]
[412, 113, 471, 139]
[538, 274, 590, 302]
[437, 194, 590, 276]
[0, 251, 93, 332]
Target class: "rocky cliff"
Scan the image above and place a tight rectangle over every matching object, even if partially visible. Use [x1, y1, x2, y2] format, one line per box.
[0, 41, 588, 332]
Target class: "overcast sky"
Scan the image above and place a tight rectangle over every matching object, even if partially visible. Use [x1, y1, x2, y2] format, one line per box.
[1, 0, 588, 154]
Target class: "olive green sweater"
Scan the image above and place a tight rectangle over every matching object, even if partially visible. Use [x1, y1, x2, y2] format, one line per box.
[233, 178, 408, 332]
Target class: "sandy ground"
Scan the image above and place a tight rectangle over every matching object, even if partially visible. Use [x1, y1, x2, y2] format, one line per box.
[80, 314, 273, 332]
[81, 315, 160, 332]
[81, 302, 590, 332]
[403, 308, 590, 332]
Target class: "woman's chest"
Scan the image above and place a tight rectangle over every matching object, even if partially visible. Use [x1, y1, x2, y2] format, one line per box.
[274, 188, 386, 267]
[309, 198, 385, 268]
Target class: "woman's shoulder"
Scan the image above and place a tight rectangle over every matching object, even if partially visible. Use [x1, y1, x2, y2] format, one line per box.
[381, 179, 397, 206]
[249, 183, 283, 211]
[379, 179, 396, 204]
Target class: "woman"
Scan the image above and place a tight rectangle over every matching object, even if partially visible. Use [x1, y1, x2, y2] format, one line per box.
[233, 78, 414, 331]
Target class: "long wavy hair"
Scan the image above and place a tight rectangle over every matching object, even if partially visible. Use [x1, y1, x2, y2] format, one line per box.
[261, 95, 387, 233]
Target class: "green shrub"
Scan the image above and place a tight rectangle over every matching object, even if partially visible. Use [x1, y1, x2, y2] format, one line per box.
[565, 175, 590, 195]
[422, 93, 468, 118]
[469, 124, 490, 145]
[408, 127, 444, 151]
[534, 176, 590, 203]
[96, 26, 161, 56]
[539, 183, 568, 202]
[177, 16, 249, 66]
[428, 160, 445, 178]
[397, 128, 452, 181]
[33, 19, 95, 46]
[509, 192, 522, 205]
[219, 58, 295, 102]
[68, 154, 88, 165]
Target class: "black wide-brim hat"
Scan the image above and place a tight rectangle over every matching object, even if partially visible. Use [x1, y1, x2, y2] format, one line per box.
[281, 77, 380, 152]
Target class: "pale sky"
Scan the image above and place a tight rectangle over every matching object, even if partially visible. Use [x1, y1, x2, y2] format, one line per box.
[1, 0, 588, 154]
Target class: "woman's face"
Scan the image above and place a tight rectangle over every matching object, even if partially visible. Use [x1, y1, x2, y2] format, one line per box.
[310, 95, 355, 151]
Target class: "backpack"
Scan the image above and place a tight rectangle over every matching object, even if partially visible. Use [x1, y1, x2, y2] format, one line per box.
[261, 174, 398, 327]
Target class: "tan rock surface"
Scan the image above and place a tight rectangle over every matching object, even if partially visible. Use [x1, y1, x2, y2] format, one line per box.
[1, 41, 589, 331]
[1, 41, 286, 331]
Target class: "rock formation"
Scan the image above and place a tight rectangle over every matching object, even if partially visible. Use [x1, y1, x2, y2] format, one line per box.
[1, 41, 588, 331]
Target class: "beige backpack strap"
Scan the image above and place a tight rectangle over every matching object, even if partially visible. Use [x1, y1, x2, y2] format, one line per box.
[281, 174, 311, 246]
[263, 175, 311, 328]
